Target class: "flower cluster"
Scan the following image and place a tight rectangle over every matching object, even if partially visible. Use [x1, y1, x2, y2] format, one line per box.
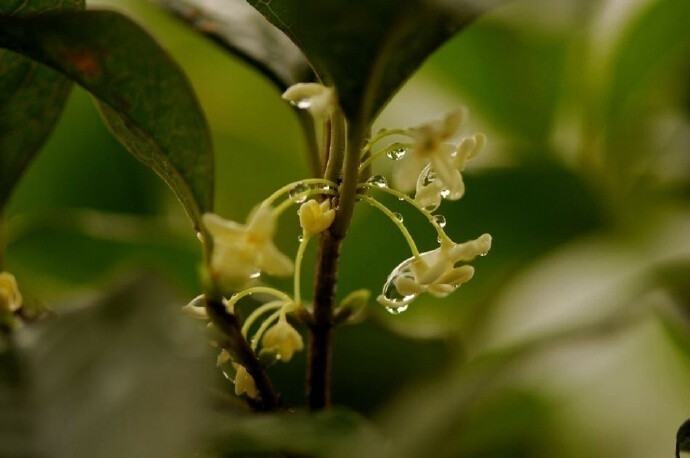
[182, 81, 490, 404]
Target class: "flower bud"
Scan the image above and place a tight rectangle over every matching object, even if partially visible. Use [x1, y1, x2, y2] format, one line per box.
[261, 317, 304, 362]
[0, 272, 22, 314]
[298, 199, 335, 237]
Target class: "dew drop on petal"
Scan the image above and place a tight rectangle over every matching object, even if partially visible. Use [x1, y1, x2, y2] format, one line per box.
[367, 175, 388, 188]
[386, 147, 407, 161]
[296, 98, 312, 110]
[297, 234, 305, 242]
[289, 183, 309, 203]
[433, 215, 447, 228]
[424, 203, 440, 213]
[249, 270, 261, 279]
[386, 304, 409, 315]
[440, 188, 450, 198]
[393, 212, 404, 223]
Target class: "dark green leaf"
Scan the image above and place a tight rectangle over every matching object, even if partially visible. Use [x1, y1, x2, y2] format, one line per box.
[245, 0, 510, 126]
[154, 0, 314, 90]
[0, 10, 214, 228]
[0, 0, 83, 211]
[0, 274, 209, 458]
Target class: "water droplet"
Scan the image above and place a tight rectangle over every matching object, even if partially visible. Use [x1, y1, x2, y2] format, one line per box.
[437, 235, 443, 243]
[367, 175, 388, 188]
[393, 212, 403, 223]
[398, 196, 405, 201]
[433, 215, 447, 228]
[297, 234, 305, 242]
[479, 252, 488, 257]
[196, 231, 204, 243]
[440, 188, 450, 198]
[219, 361, 236, 382]
[249, 270, 261, 279]
[386, 304, 409, 315]
[294, 98, 312, 110]
[386, 147, 407, 161]
[289, 183, 309, 203]
[258, 349, 279, 366]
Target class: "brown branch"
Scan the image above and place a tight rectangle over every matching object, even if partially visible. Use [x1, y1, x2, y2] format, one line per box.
[205, 297, 281, 411]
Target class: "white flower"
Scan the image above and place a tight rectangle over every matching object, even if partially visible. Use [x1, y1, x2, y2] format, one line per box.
[282, 83, 336, 118]
[0, 272, 22, 314]
[233, 363, 259, 399]
[298, 199, 335, 237]
[261, 316, 304, 362]
[393, 109, 465, 193]
[202, 206, 293, 288]
[413, 132, 486, 210]
[377, 234, 491, 307]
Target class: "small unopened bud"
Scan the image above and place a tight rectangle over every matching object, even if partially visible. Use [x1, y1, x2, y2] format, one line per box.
[298, 199, 335, 237]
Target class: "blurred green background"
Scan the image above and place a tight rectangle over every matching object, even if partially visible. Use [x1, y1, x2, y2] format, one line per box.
[3, 0, 690, 457]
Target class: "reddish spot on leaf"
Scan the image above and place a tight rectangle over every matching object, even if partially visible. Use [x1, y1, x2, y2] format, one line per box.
[60, 49, 102, 78]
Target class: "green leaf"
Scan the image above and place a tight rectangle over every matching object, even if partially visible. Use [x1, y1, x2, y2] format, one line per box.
[210, 408, 380, 456]
[0, 10, 214, 228]
[245, 0, 510, 126]
[0, 0, 84, 212]
[155, 0, 315, 91]
[0, 274, 209, 458]
[606, 0, 690, 128]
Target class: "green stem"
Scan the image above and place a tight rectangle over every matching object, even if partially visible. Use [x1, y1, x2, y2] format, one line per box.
[272, 188, 337, 216]
[250, 309, 283, 350]
[242, 301, 284, 337]
[263, 178, 337, 207]
[358, 183, 452, 244]
[226, 286, 292, 314]
[294, 234, 310, 305]
[358, 142, 413, 172]
[360, 128, 409, 155]
[324, 109, 346, 183]
[358, 195, 420, 258]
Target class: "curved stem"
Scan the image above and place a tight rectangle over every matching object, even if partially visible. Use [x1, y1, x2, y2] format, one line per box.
[242, 301, 284, 337]
[226, 286, 292, 314]
[294, 234, 310, 305]
[324, 109, 346, 183]
[360, 128, 409, 155]
[358, 195, 420, 258]
[358, 142, 413, 172]
[358, 183, 452, 244]
[251, 309, 283, 351]
[272, 189, 337, 216]
[263, 178, 337, 207]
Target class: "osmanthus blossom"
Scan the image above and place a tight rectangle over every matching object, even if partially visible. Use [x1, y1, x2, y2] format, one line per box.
[413, 132, 487, 211]
[377, 233, 492, 308]
[233, 363, 259, 399]
[282, 83, 336, 118]
[202, 206, 294, 288]
[392, 109, 466, 194]
[0, 272, 22, 314]
[261, 315, 304, 362]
